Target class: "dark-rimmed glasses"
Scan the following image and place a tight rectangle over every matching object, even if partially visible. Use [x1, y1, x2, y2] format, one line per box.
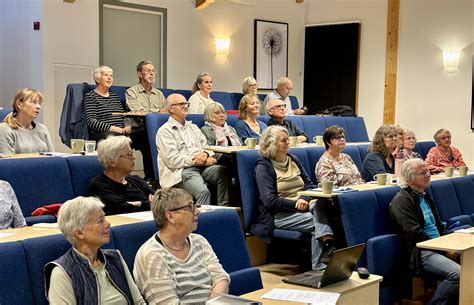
[332, 135, 346, 141]
[270, 104, 286, 110]
[170, 102, 190, 109]
[169, 201, 201, 213]
[119, 150, 135, 160]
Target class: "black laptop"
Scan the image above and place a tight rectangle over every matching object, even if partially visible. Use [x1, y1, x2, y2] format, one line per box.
[282, 243, 365, 289]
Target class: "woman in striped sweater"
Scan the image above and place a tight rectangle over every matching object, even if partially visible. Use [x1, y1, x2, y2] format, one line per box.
[83, 66, 130, 141]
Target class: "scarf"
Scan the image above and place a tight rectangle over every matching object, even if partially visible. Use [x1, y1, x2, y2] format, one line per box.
[205, 121, 242, 146]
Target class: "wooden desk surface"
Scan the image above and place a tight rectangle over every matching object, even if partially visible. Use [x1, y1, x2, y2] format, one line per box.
[241, 273, 382, 305]
[417, 231, 474, 252]
[297, 183, 395, 198]
[205, 146, 256, 154]
[111, 112, 148, 117]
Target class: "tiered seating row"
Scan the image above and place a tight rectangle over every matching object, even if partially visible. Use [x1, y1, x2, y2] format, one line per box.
[145, 113, 371, 181]
[338, 175, 474, 304]
[0, 209, 262, 305]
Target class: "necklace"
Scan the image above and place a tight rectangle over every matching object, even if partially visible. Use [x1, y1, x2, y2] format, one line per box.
[158, 232, 188, 251]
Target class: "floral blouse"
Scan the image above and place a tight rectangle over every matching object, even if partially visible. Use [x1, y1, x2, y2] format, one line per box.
[399, 148, 422, 161]
[315, 153, 364, 187]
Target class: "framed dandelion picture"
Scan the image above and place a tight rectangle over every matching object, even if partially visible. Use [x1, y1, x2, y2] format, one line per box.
[254, 19, 288, 90]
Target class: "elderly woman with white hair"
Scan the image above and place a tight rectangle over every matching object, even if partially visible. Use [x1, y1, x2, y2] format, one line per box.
[45, 196, 146, 305]
[253, 126, 336, 270]
[134, 188, 230, 304]
[425, 128, 466, 174]
[201, 102, 241, 166]
[400, 129, 422, 161]
[83, 65, 131, 141]
[241, 76, 265, 114]
[89, 136, 155, 215]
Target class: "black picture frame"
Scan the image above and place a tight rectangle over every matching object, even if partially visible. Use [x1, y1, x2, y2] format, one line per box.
[254, 19, 289, 90]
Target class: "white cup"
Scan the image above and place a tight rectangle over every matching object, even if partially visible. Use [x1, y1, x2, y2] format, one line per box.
[71, 139, 85, 154]
[458, 166, 468, 177]
[445, 167, 454, 177]
[289, 136, 298, 147]
[373, 173, 388, 185]
[245, 138, 257, 149]
[84, 141, 96, 155]
[313, 135, 324, 146]
[319, 180, 334, 194]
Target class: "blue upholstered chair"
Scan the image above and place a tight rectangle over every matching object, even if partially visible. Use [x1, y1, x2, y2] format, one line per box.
[195, 209, 263, 295]
[174, 89, 192, 100]
[305, 146, 326, 184]
[342, 145, 364, 173]
[289, 95, 299, 110]
[284, 115, 304, 131]
[0, 157, 75, 224]
[66, 155, 103, 197]
[230, 92, 244, 109]
[301, 116, 326, 143]
[187, 114, 205, 128]
[0, 242, 36, 305]
[210, 91, 234, 110]
[145, 113, 171, 184]
[451, 176, 474, 222]
[0, 108, 10, 121]
[344, 117, 370, 142]
[413, 141, 436, 160]
[159, 88, 174, 97]
[322, 116, 349, 140]
[226, 114, 239, 127]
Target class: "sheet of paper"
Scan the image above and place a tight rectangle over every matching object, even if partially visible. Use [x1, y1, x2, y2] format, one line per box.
[0, 232, 15, 239]
[32, 222, 59, 229]
[455, 228, 474, 234]
[261, 288, 340, 305]
[118, 211, 154, 221]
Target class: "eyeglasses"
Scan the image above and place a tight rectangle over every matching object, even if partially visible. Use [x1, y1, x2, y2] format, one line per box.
[119, 150, 135, 160]
[248, 83, 258, 88]
[384, 134, 397, 139]
[170, 102, 190, 109]
[438, 136, 451, 140]
[169, 201, 201, 213]
[332, 135, 346, 141]
[270, 104, 286, 110]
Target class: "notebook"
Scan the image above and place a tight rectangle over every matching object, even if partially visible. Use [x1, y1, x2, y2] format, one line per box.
[282, 243, 365, 289]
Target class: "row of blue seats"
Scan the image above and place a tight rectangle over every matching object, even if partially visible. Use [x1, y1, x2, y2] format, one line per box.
[0, 156, 102, 224]
[0, 209, 262, 305]
[339, 175, 474, 304]
[145, 113, 370, 182]
[235, 142, 436, 244]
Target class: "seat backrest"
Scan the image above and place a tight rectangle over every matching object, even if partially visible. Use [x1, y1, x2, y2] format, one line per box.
[357, 143, 370, 164]
[195, 209, 252, 273]
[145, 113, 171, 182]
[186, 114, 205, 128]
[257, 93, 267, 102]
[0, 157, 75, 216]
[0, 108, 11, 121]
[236, 150, 261, 226]
[301, 116, 326, 143]
[229, 92, 244, 109]
[288, 148, 311, 177]
[66, 156, 103, 197]
[289, 95, 299, 110]
[429, 179, 463, 222]
[373, 186, 401, 234]
[322, 116, 349, 139]
[159, 88, 174, 97]
[257, 115, 270, 124]
[284, 116, 304, 131]
[414, 141, 436, 159]
[342, 145, 364, 173]
[452, 176, 474, 215]
[226, 114, 239, 127]
[344, 117, 369, 142]
[111, 221, 157, 273]
[210, 91, 234, 110]
[174, 89, 192, 100]
[305, 146, 326, 184]
[0, 241, 35, 305]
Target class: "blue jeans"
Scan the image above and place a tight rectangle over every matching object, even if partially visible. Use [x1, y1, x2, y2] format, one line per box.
[274, 201, 333, 270]
[420, 250, 460, 305]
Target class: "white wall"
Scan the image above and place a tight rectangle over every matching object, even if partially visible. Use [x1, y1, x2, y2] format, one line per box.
[397, 0, 473, 165]
[0, 0, 43, 110]
[305, 0, 388, 137]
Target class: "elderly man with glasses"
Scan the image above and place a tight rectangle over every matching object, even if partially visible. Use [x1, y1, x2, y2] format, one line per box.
[266, 99, 308, 144]
[156, 94, 231, 206]
[389, 159, 460, 305]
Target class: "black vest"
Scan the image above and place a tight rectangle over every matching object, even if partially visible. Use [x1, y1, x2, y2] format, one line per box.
[44, 248, 133, 305]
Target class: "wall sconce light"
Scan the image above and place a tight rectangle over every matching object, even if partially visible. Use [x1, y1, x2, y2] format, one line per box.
[442, 49, 461, 72]
[215, 37, 231, 56]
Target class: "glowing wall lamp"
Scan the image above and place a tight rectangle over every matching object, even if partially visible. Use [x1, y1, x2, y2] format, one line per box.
[215, 37, 231, 56]
[442, 49, 461, 72]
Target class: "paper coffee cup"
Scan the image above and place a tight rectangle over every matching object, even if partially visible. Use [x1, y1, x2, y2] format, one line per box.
[71, 139, 85, 154]
[245, 138, 257, 149]
[445, 167, 454, 177]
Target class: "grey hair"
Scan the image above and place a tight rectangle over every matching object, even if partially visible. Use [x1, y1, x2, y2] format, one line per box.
[259, 125, 288, 160]
[136, 60, 154, 72]
[151, 188, 193, 229]
[203, 102, 226, 122]
[242, 76, 257, 94]
[58, 196, 105, 245]
[92, 65, 113, 84]
[97, 136, 132, 168]
[277, 77, 291, 88]
[433, 128, 450, 144]
[265, 99, 280, 115]
[399, 158, 424, 188]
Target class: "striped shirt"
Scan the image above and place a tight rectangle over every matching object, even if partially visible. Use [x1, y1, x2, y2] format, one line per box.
[83, 90, 125, 133]
[133, 233, 230, 305]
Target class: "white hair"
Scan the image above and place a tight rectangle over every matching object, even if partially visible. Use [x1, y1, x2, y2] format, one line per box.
[92, 65, 113, 84]
[203, 102, 226, 122]
[399, 158, 424, 188]
[58, 197, 105, 245]
[259, 125, 288, 160]
[97, 136, 131, 168]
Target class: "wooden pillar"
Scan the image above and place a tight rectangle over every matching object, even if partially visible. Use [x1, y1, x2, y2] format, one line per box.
[383, 0, 399, 124]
